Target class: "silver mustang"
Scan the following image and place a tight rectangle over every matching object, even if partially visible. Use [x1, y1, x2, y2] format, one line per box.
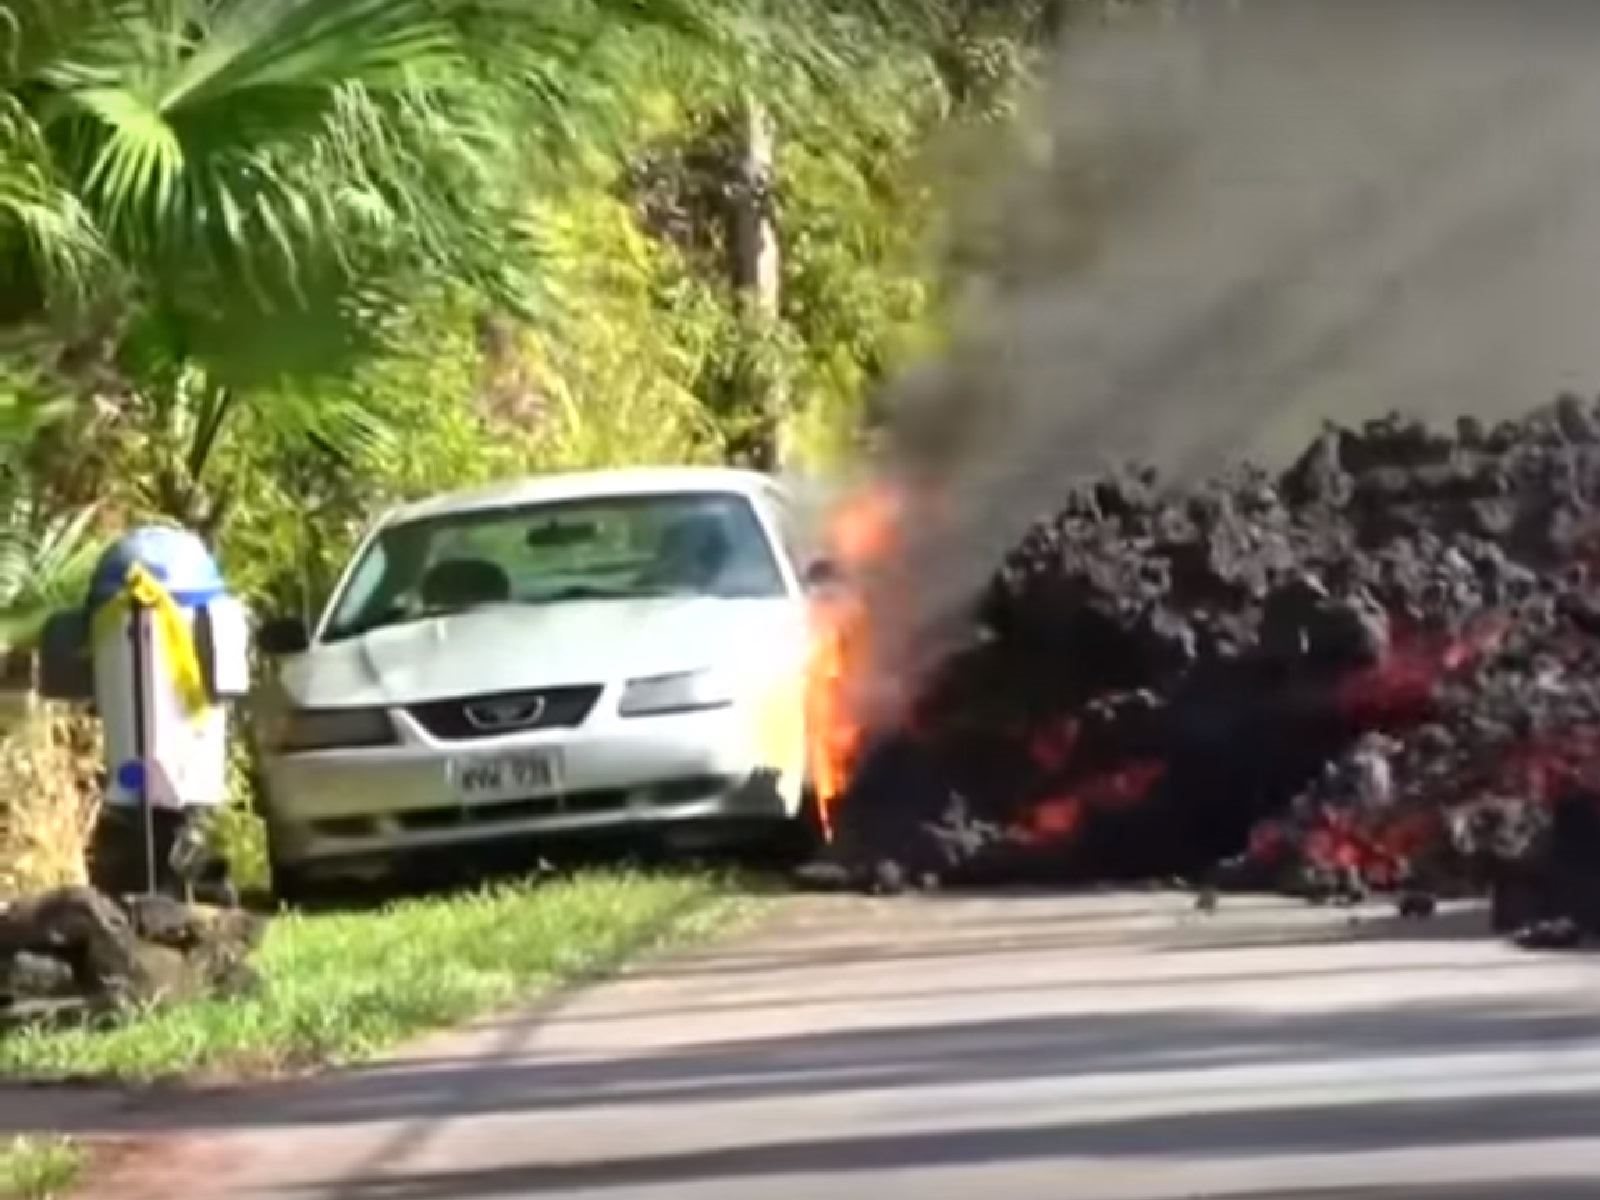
[251, 467, 822, 896]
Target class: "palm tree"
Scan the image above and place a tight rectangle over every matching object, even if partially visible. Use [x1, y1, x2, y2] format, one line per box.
[0, 0, 717, 526]
[0, 0, 728, 312]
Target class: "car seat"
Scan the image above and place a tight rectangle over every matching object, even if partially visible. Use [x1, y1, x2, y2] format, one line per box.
[419, 558, 512, 610]
[649, 514, 733, 591]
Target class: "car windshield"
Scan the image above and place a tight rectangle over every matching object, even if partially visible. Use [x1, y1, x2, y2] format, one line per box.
[320, 490, 789, 642]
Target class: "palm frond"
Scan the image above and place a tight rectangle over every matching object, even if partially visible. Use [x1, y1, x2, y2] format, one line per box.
[169, 0, 455, 102]
[0, 483, 31, 601]
[22, 0, 477, 298]
[26, 503, 99, 605]
[0, 94, 105, 306]
[0, 497, 100, 651]
[0, 361, 75, 458]
[0, 0, 130, 89]
[2, 0, 760, 326]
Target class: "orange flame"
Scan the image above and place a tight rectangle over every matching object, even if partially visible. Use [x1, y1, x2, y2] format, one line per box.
[1015, 762, 1166, 846]
[804, 485, 905, 841]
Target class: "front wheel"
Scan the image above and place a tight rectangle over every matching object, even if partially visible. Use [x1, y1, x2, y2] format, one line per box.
[269, 858, 320, 908]
[794, 786, 827, 849]
[265, 828, 325, 908]
[757, 790, 825, 867]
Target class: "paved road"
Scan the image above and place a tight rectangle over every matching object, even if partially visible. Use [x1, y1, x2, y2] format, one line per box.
[25, 891, 1600, 1200]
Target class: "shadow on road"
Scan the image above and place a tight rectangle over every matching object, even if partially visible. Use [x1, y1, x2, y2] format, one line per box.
[265, 1111, 1600, 1199]
[246, 1070, 1600, 1198]
[10, 895, 1598, 1199]
[15, 992, 1600, 1135]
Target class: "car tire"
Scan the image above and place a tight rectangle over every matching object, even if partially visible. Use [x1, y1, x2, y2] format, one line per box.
[269, 858, 319, 908]
[265, 831, 323, 908]
[758, 790, 825, 867]
[794, 786, 826, 847]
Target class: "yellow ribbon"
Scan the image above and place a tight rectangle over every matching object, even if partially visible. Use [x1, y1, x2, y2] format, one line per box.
[90, 562, 211, 721]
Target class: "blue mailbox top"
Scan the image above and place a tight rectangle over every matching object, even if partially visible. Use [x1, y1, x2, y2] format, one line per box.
[87, 525, 226, 610]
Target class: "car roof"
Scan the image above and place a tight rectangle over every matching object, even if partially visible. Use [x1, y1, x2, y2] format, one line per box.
[382, 466, 783, 527]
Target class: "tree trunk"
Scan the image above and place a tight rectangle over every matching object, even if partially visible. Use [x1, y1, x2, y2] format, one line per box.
[727, 94, 788, 470]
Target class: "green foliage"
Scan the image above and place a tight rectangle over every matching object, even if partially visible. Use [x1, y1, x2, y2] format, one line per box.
[0, 0, 666, 319]
[517, 187, 728, 472]
[0, 366, 97, 650]
[213, 737, 269, 895]
[620, 3, 986, 470]
[776, 60, 954, 465]
[0, 502, 99, 650]
[0, 1135, 83, 1200]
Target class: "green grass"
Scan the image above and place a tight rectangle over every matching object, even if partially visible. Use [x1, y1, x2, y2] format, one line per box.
[0, 1137, 83, 1200]
[0, 870, 753, 1084]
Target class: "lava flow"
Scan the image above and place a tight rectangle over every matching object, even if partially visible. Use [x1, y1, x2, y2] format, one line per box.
[798, 399, 1600, 928]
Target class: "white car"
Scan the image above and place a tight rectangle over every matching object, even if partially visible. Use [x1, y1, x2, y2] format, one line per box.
[252, 467, 824, 896]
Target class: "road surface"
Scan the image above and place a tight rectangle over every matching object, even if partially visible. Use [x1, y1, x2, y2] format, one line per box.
[23, 891, 1600, 1199]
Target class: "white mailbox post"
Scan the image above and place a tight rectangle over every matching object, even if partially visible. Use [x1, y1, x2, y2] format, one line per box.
[42, 525, 251, 897]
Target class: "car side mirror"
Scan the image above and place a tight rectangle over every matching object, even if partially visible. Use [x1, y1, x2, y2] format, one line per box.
[257, 616, 311, 657]
[802, 558, 842, 590]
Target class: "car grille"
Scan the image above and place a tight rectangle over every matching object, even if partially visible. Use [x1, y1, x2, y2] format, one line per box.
[407, 685, 602, 741]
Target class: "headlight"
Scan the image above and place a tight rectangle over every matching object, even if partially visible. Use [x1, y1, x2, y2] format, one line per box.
[270, 707, 396, 752]
[619, 668, 737, 717]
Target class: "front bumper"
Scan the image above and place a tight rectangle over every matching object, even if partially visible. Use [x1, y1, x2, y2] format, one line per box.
[261, 696, 805, 868]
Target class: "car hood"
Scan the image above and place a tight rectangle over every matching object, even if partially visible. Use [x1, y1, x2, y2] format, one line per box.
[275, 596, 808, 708]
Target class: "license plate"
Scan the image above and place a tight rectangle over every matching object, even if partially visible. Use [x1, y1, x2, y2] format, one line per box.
[450, 752, 563, 802]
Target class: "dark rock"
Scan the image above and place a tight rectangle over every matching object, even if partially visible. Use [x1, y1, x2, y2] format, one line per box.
[869, 860, 908, 896]
[0, 951, 74, 1002]
[790, 861, 857, 893]
[126, 894, 203, 948]
[1514, 917, 1586, 951]
[1310, 596, 1390, 666]
[1397, 892, 1437, 920]
[1554, 393, 1598, 443]
[0, 886, 143, 1003]
[0, 886, 268, 1025]
[1283, 428, 1351, 507]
